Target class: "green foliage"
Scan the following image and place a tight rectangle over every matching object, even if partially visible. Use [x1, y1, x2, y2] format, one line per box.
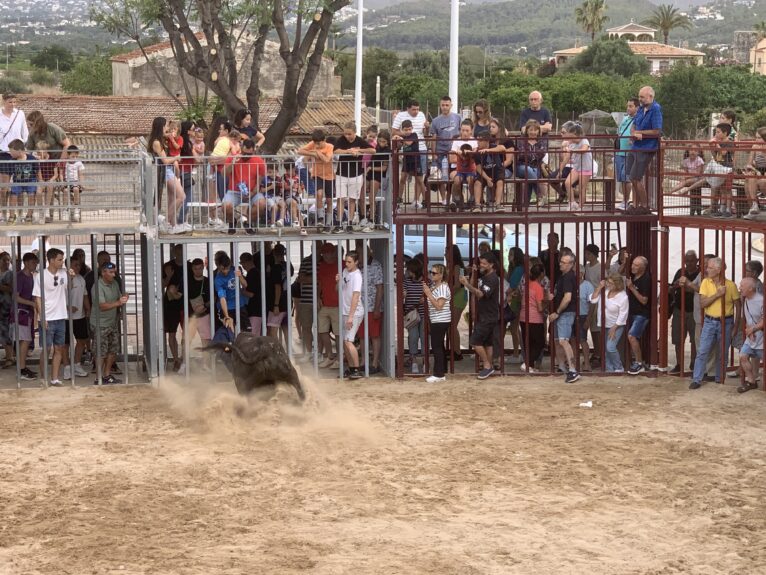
[30, 45, 75, 72]
[61, 55, 112, 96]
[176, 98, 224, 128]
[704, 66, 766, 114]
[656, 63, 711, 138]
[742, 109, 766, 137]
[30, 68, 56, 86]
[642, 4, 692, 45]
[0, 77, 30, 94]
[362, 48, 399, 105]
[566, 38, 650, 77]
[386, 74, 448, 112]
[575, 0, 609, 42]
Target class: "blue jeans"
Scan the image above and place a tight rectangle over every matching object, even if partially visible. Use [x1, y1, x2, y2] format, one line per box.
[408, 319, 424, 358]
[614, 154, 628, 183]
[693, 316, 733, 383]
[605, 325, 624, 372]
[515, 164, 540, 196]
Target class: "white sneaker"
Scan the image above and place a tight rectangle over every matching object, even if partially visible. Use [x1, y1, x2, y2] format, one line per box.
[180, 222, 193, 232]
[292, 221, 301, 228]
[569, 202, 580, 210]
[62, 365, 72, 380]
[178, 362, 185, 373]
[616, 202, 627, 211]
[358, 217, 369, 227]
[351, 213, 360, 226]
[318, 356, 334, 368]
[73, 208, 81, 222]
[276, 219, 284, 227]
[168, 224, 183, 234]
[208, 217, 226, 230]
[750, 203, 759, 215]
[74, 364, 88, 377]
[425, 375, 445, 383]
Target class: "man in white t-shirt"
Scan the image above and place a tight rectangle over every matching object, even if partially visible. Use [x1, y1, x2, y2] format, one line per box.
[33, 247, 74, 387]
[392, 99, 429, 177]
[0, 93, 28, 223]
[337, 250, 365, 379]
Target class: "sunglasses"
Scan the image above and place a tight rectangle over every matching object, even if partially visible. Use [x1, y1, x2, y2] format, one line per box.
[53, 275, 59, 287]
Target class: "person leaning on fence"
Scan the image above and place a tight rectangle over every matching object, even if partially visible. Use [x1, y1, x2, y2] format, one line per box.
[549, 253, 580, 383]
[317, 243, 342, 369]
[90, 261, 128, 385]
[214, 252, 247, 333]
[590, 273, 629, 373]
[744, 127, 766, 220]
[297, 128, 334, 229]
[519, 263, 546, 374]
[736, 277, 763, 393]
[627, 86, 662, 215]
[460, 251, 500, 380]
[615, 98, 638, 211]
[184, 258, 211, 349]
[0, 93, 29, 224]
[33, 248, 74, 387]
[6, 138, 38, 224]
[669, 250, 700, 375]
[0, 251, 12, 367]
[162, 245, 185, 372]
[688, 257, 741, 390]
[744, 259, 764, 294]
[63, 145, 84, 223]
[404, 258, 426, 374]
[363, 130, 390, 230]
[222, 138, 267, 234]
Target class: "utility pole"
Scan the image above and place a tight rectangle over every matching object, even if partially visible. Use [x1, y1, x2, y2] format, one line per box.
[448, 0, 459, 112]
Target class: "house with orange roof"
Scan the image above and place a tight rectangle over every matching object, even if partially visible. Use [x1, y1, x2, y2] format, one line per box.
[553, 22, 705, 74]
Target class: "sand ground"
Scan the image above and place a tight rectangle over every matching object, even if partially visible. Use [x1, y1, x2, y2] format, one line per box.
[1, 372, 766, 575]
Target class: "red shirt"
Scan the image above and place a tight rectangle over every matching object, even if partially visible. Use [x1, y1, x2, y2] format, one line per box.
[166, 135, 183, 157]
[225, 155, 267, 193]
[318, 261, 343, 307]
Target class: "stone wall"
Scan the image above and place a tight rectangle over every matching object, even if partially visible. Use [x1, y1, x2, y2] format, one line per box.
[113, 40, 338, 99]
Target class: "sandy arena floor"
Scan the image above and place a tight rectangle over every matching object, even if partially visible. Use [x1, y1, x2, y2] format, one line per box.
[1, 372, 766, 574]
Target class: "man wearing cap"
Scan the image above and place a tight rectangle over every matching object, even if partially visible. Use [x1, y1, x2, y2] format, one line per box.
[90, 261, 129, 385]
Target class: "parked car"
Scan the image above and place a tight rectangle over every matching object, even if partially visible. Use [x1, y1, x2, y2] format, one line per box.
[394, 224, 539, 266]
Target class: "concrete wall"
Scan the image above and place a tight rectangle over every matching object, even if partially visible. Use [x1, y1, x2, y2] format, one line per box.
[113, 41, 338, 99]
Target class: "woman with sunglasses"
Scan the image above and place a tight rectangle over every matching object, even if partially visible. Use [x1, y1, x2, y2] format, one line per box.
[423, 264, 452, 383]
[233, 108, 266, 149]
[472, 99, 492, 138]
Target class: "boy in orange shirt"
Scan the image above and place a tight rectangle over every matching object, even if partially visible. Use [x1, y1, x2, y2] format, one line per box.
[297, 128, 334, 229]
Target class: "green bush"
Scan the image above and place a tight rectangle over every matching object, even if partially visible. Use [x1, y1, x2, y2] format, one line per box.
[742, 109, 766, 138]
[3, 68, 25, 81]
[0, 77, 30, 94]
[30, 67, 56, 86]
[61, 56, 111, 96]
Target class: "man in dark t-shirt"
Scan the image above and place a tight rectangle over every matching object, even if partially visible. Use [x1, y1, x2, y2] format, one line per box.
[540, 232, 561, 285]
[670, 250, 699, 374]
[626, 256, 652, 375]
[460, 252, 499, 380]
[519, 91, 553, 134]
[549, 253, 579, 383]
[333, 125, 375, 230]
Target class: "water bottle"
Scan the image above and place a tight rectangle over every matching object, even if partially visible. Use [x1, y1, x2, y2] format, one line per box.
[238, 181, 250, 200]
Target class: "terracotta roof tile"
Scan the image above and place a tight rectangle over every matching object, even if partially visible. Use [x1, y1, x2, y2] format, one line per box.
[16, 95, 374, 138]
[111, 32, 207, 63]
[628, 42, 705, 57]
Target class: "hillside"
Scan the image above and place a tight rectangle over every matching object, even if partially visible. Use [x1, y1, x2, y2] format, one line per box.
[350, 0, 766, 54]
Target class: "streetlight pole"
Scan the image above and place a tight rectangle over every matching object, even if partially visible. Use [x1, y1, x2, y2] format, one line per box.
[448, 0, 459, 112]
[354, 0, 364, 135]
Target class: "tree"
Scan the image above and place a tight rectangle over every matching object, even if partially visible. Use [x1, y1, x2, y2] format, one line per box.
[566, 39, 650, 78]
[655, 62, 710, 138]
[93, 0, 351, 154]
[30, 45, 75, 72]
[61, 55, 113, 96]
[643, 5, 692, 45]
[755, 21, 766, 41]
[574, 0, 609, 43]
[362, 48, 399, 107]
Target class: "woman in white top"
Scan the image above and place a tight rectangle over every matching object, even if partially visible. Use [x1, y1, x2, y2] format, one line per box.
[423, 264, 452, 383]
[337, 250, 364, 379]
[590, 272, 629, 373]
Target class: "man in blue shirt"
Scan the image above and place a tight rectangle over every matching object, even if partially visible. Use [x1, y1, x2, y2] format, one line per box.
[627, 86, 662, 214]
[430, 96, 462, 204]
[615, 97, 638, 210]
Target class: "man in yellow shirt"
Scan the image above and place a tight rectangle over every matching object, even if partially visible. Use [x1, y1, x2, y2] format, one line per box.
[689, 257, 741, 389]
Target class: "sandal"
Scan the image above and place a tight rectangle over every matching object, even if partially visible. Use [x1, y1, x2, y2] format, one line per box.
[737, 381, 758, 394]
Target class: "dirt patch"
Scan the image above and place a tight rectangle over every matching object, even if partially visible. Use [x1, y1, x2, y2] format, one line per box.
[1, 373, 766, 574]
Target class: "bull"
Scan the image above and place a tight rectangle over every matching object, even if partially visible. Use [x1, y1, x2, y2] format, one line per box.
[203, 332, 306, 402]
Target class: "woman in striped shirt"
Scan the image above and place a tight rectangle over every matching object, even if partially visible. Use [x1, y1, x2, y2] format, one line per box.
[404, 258, 426, 374]
[424, 264, 452, 383]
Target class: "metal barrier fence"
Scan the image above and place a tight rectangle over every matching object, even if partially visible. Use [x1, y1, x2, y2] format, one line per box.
[146, 154, 392, 237]
[391, 135, 660, 216]
[0, 152, 145, 233]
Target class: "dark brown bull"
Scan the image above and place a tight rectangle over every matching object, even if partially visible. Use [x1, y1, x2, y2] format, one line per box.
[204, 333, 306, 401]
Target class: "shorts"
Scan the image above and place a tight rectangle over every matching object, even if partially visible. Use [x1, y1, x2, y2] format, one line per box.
[43, 319, 66, 347]
[318, 305, 340, 334]
[335, 175, 364, 200]
[297, 302, 314, 328]
[470, 321, 496, 347]
[628, 315, 649, 339]
[359, 311, 382, 338]
[222, 191, 247, 208]
[481, 165, 504, 183]
[740, 340, 763, 360]
[164, 307, 183, 333]
[671, 308, 695, 345]
[249, 315, 263, 335]
[627, 150, 655, 181]
[704, 160, 733, 190]
[554, 311, 576, 341]
[165, 165, 176, 181]
[614, 154, 629, 183]
[343, 313, 364, 342]
[313, 177, 334, 199]
[65, 317, 89, 344]
[68, 184, 82, 194]
[251, 192, 277, 209]
[10, 183, 36, 196]
[578, 314, 589, 341]
[455, 172, 476, 181]
[0, 151, 13, 175]
[96, 325, 120, 356]
[576, 170, 593, 177]
[13, 322, 32, 342]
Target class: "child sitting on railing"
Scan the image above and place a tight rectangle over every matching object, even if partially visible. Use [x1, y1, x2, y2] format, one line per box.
[668, 145, 704, 195]
[744, 126, 766, 220]
[64, 144, 84, 223]
[559, 121, 592, 211]
[683, 124, 735, 218]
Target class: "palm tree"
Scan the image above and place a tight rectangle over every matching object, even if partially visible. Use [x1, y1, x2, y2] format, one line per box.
[575, 0, 609, 42]
[643, 5, 693, 45]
